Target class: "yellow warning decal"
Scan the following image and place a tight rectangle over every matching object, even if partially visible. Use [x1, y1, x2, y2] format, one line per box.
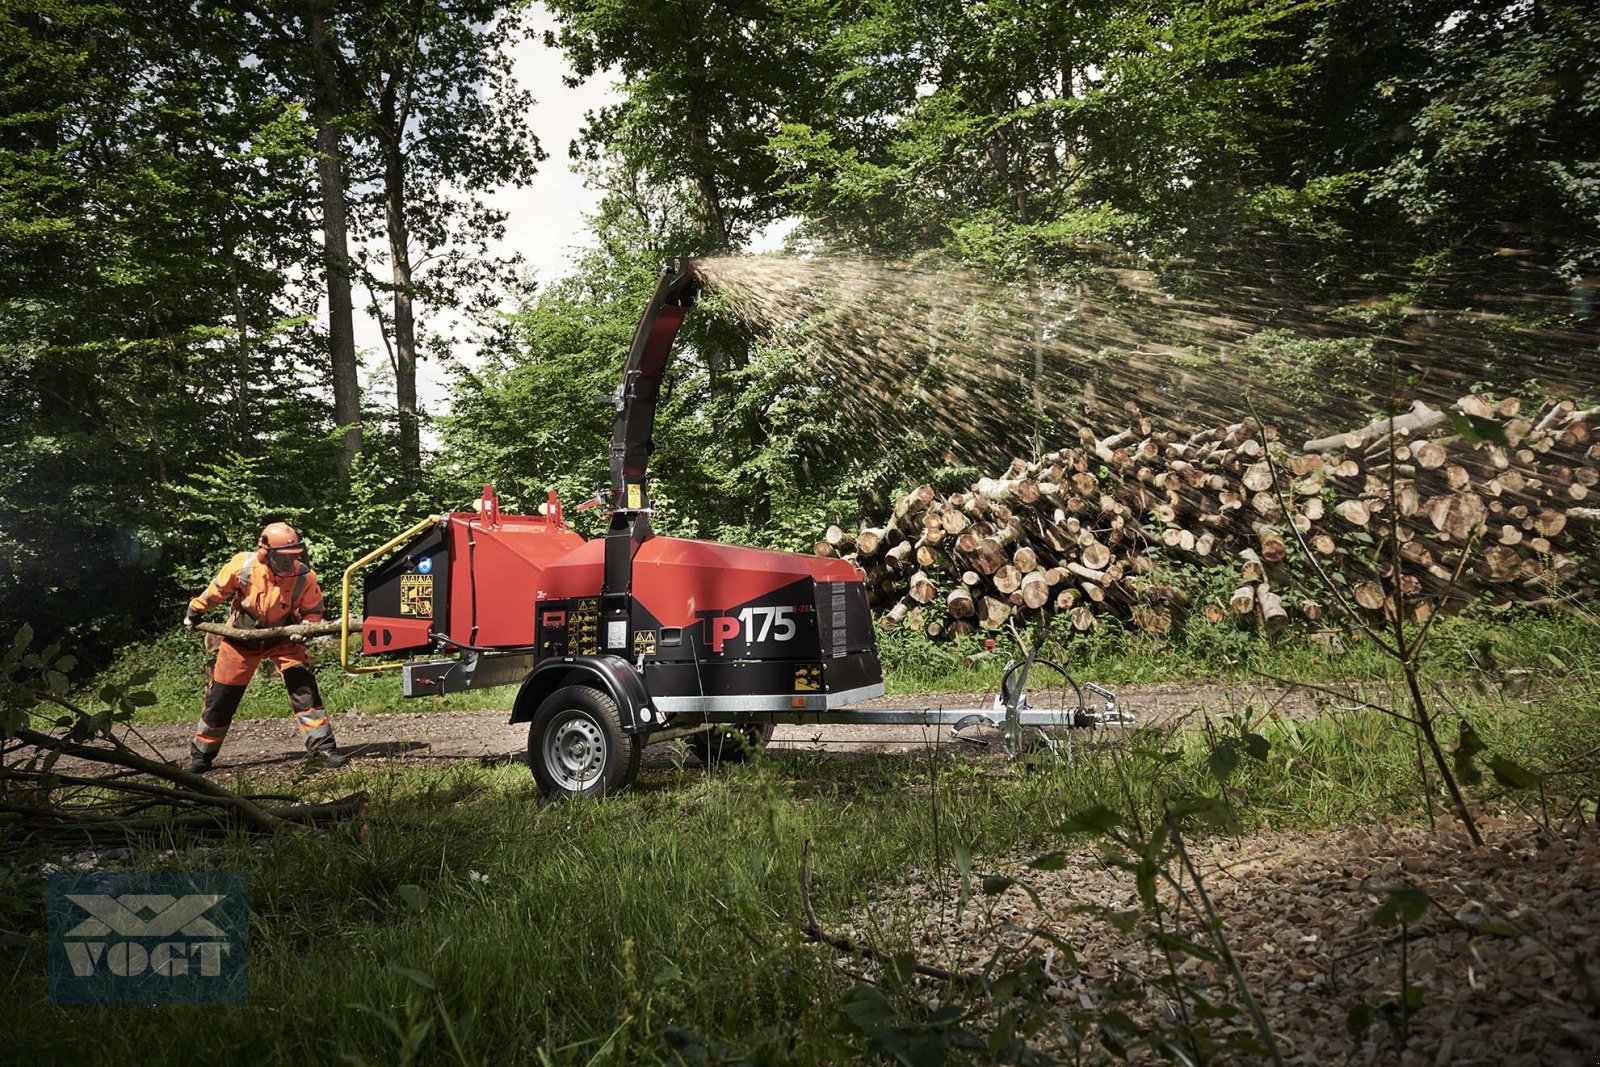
[626, 482, 642, 509]
[633, 630, 657, 657]
[399, 574, 433, 617]
[794, 664, 821, 692]
[569, 611, 598, 655]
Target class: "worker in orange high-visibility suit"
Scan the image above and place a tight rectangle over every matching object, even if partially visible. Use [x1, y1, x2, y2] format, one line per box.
[182, 523, 346, 773]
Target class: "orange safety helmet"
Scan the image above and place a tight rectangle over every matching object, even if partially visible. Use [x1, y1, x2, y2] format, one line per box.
[257, 522, 306, 575]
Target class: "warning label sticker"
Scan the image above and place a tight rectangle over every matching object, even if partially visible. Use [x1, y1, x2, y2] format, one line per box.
[399, 574, 433, 617]
[569, 611, 598, 655]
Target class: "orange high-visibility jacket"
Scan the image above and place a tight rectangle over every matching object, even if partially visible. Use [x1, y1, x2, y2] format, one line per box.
[189, 552, 326, 630]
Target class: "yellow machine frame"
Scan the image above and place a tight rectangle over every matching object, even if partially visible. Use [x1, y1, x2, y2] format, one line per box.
[339, 515, 444, 675]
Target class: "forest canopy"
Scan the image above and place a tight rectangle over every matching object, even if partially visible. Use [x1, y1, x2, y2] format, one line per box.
[2, 0, 1595, 663]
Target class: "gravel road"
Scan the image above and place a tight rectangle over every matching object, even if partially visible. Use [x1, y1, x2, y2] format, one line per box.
[106, 681, 1361, 775]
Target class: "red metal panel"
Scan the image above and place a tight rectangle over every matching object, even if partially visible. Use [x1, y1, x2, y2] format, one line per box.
[445, 512, 585, 649]
[535, 538, 605, 601]
[639, 305, 685, 377]
[364, 616, 432, 654]
[539, 536, 867, 628]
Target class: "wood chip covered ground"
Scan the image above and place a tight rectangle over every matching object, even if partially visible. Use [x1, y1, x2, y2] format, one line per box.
[843, 815, 1600, 1064]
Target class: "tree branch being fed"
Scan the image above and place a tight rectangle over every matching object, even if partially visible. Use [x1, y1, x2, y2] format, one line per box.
[195, 620, 346, 642]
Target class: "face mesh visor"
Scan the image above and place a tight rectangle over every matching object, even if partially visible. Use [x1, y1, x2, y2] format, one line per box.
[266, 547, 304, 574]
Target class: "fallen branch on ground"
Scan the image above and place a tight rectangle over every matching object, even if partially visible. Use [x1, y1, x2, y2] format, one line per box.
[1, 716, 369, 849]
[799, 838, 976, 983]
[0, 791, 369, 844]
[9, 724, 289, 831]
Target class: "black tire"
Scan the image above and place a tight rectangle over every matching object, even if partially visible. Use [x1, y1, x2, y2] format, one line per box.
[527, 685, 641, 799]
[687, 723, 775, 767]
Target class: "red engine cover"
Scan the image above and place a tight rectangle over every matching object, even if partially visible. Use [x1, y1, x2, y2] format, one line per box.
[539, 536, 864, 629]
[443, 511, 585, 647]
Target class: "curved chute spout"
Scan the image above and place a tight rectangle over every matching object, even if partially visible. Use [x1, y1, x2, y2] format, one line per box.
[603, 258, 701, 600]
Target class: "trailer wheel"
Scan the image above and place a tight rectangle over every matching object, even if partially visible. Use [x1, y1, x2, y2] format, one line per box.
[687, 723, 775, 767]
[528, 685, 640, 799]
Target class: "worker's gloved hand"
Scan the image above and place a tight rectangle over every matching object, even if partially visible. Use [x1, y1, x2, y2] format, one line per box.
[288, 632, 307, 644]
[183, 610, 201, 631]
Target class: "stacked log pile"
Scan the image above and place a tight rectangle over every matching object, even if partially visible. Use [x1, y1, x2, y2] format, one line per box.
[814, 395, 1598, 638]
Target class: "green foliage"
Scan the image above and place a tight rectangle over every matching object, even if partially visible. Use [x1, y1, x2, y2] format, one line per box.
[1452, 717, 1488, 786]
[436, 193, 923, 550]
[0, 0, 329, 661]
[544, 0, 850, 250]
[7, 5, 1594, 1053]
[0, 0, 546, 666]
[75, 626, 508, 724]
[873, 608, 1598, 695]
[0, 752, 998, 1064]
[506, 0, 1600, 581]
[435, 211, 683, 531]
[1236, 330, 1381, 413]
[1373, 886, 1430, 928]
[0, 624, 156, 753]
[1445, 408, 1512, 447]
[9, 0, 1596, 676]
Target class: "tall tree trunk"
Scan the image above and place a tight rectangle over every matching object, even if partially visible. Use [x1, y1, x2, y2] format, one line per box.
[381, 125, 420, 483]
[691, 145, 729, 252]
[308, 8, 361, 476]
[687, 87, 729, 253]
[688, 94, 733, 395]
[227, 256, 250, 436]
[985, 92, 1013, 210]
[986, 88, 1046, 435]
[684, 70, 763, 520]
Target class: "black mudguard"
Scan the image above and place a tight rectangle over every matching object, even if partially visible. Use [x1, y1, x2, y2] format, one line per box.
[509, 656, 654, 733]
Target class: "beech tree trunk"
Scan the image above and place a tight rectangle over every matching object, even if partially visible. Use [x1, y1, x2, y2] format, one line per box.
[379, 105, 420, 483]
[308, 7, 361, 475]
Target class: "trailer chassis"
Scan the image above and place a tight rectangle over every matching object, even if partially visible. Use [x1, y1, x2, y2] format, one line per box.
[398, 646, 1134, 758]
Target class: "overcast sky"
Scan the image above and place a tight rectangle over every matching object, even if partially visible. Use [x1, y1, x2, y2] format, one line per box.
[484, 11, 620, 283]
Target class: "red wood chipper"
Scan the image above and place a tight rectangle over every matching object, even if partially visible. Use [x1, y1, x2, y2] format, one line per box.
[341, 260, 1130, 797]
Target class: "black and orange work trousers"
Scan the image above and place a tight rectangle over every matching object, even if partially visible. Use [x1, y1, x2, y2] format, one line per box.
[189, 639, 334, 764]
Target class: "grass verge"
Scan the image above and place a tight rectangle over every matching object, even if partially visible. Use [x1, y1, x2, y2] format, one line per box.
[5, 668, 1597, 1064]
[882, 608, 1594, 693]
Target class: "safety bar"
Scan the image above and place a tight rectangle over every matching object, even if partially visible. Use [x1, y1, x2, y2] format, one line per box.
[340, 514, 445, 675]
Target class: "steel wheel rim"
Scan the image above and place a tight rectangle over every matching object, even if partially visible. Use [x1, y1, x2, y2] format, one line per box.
[544, 712, 606, 791]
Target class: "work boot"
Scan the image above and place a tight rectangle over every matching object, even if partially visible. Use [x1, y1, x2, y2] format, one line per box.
[304, 743, 350, 770]
[182, 753, 214, 775]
